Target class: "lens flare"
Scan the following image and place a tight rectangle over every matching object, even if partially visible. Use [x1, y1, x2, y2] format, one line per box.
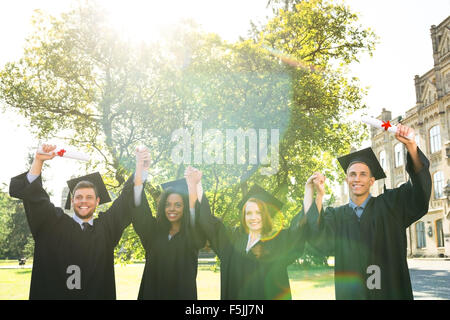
[262, 45, 322, 73]
[334, 271, 365, 289]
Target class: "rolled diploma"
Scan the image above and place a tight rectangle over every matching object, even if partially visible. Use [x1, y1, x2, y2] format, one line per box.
[362, 116, 413, 140]
[37, 146, 90, 161]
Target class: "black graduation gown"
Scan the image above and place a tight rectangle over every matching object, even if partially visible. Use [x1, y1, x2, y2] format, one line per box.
[131, 191, 206, 300]
[197, 195, 308, 300]
[304, 147, 431, 300]
[9, 172, 138, 300]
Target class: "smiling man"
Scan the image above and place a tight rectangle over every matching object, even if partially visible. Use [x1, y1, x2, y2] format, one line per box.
[302, 124, 432, 299]
[9, 144, 150, 299]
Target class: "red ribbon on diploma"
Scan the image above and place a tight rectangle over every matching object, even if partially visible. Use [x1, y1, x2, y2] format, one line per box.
[57, 149, 66, 157]
[381, 121, 391, 131]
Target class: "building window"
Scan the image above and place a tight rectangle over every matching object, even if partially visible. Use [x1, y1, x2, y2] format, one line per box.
[416, 221, 426, 249]
[446, 73, 450, 93]
[429, 125, 441, 154]
[379, 150, 386, 170]
[436, 219, 444, 248]
[433, 171, 444, 199]
[394, 143, 404, 167]
[414, 134, 420, 148]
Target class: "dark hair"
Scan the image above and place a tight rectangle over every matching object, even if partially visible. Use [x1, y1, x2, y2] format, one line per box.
[156, 187, 190, 234]
[73, 181, 99, 198]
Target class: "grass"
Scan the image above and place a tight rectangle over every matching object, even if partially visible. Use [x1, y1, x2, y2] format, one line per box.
[0, 263, 334, 300]
[0, 269, 32, 300]
[288, 266, 335, 300]
[0, 259, 33, 266]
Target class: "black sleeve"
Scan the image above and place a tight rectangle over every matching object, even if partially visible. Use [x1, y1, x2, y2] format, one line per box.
[304, 201, 336, 256]
[97, 174, 136, 247]
[187, 204, 207, 250]
[130, 185, 157, 251]
[196, 194, 231, 259]
[9, 172, 64, 239]
[270, 209, 309, 266]
[382, 147, 432, 228]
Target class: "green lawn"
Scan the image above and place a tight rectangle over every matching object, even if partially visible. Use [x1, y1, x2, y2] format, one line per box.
[0, 264, 334, 300]
[0, 259, 33, 266]
[0, 269, 32, 300]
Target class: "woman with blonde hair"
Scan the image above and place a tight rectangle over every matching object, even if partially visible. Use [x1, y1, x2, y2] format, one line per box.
[185, 166, 308, 300]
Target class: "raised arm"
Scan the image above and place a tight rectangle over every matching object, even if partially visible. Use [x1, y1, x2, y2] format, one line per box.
[396, 124, 423, 173]
[9, 144, 62, 238]
[384, 124, 431, 227]
[100, 147, 152, 247]
[303, 172, 336, 256]
[184, 166, 207, 249]
[303, 172, 325, 214]
[185, 167, 230, 258]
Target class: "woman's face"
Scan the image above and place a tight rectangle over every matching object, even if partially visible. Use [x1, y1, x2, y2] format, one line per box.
[165, 193, 184, 223]
[245, 201, 262, 233]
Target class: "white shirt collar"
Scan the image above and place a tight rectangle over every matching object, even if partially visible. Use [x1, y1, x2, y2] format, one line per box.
[246, 233, 261, 253]
[72, 214, 94, 229]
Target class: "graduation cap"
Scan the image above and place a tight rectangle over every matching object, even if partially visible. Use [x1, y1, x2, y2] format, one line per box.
[160, 178, 189, 196]
[64, 172, 112, 210]
[337, 147, 386, 181]
[237, 184, 284, 217]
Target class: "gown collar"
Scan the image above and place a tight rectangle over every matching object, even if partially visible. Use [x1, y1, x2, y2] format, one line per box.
[72, 214, 94, 230]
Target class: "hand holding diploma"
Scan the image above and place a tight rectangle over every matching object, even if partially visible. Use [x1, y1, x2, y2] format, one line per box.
[30, 144, 57, 176]
[37, 145, 90, 161]
[362, 116, 414, 140]
[362, 118, 422, 172]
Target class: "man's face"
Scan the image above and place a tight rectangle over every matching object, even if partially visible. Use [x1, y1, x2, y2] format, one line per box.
[72, 188, 99, 220]
[346, 162, 375, 198]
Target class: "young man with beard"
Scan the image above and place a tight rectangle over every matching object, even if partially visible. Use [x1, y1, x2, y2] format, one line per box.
[9, 144, 150, 299]
[303, 124, 431, 299]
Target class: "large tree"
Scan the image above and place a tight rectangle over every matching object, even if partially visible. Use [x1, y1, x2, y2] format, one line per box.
[0, 0, 376, 261]
[0, 3, 181, 188]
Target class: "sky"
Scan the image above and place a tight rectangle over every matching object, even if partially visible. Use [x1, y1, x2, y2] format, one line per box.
[0, 0, 449, 204]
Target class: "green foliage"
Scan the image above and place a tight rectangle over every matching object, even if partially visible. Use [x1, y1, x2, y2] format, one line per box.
[0, 0, 376, 262]
[0, 191, 33, 259]
[296, 243, 329, 268]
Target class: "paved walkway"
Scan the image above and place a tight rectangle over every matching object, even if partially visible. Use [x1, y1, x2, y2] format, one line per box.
[408, 259, 450, 300]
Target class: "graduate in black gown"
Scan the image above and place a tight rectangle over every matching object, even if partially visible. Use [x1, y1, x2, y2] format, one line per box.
[8, 144, 148, 299]
[131, 170, 206, 299]
[185, 166, 308, 300]
[303, 124, 431, 299]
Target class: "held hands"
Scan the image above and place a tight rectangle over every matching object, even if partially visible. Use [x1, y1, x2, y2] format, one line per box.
[184, 166, 202, 187]
[304, 172, 326, 214]
[305, 172, 326, 197]
[135, 147, 150, 186]
[135, 147, 150, 173]
[184, 166, 202, 208]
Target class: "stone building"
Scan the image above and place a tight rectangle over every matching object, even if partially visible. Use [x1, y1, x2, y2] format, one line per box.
[61, 184, 73, 217]
[335, 16, 450, 257]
